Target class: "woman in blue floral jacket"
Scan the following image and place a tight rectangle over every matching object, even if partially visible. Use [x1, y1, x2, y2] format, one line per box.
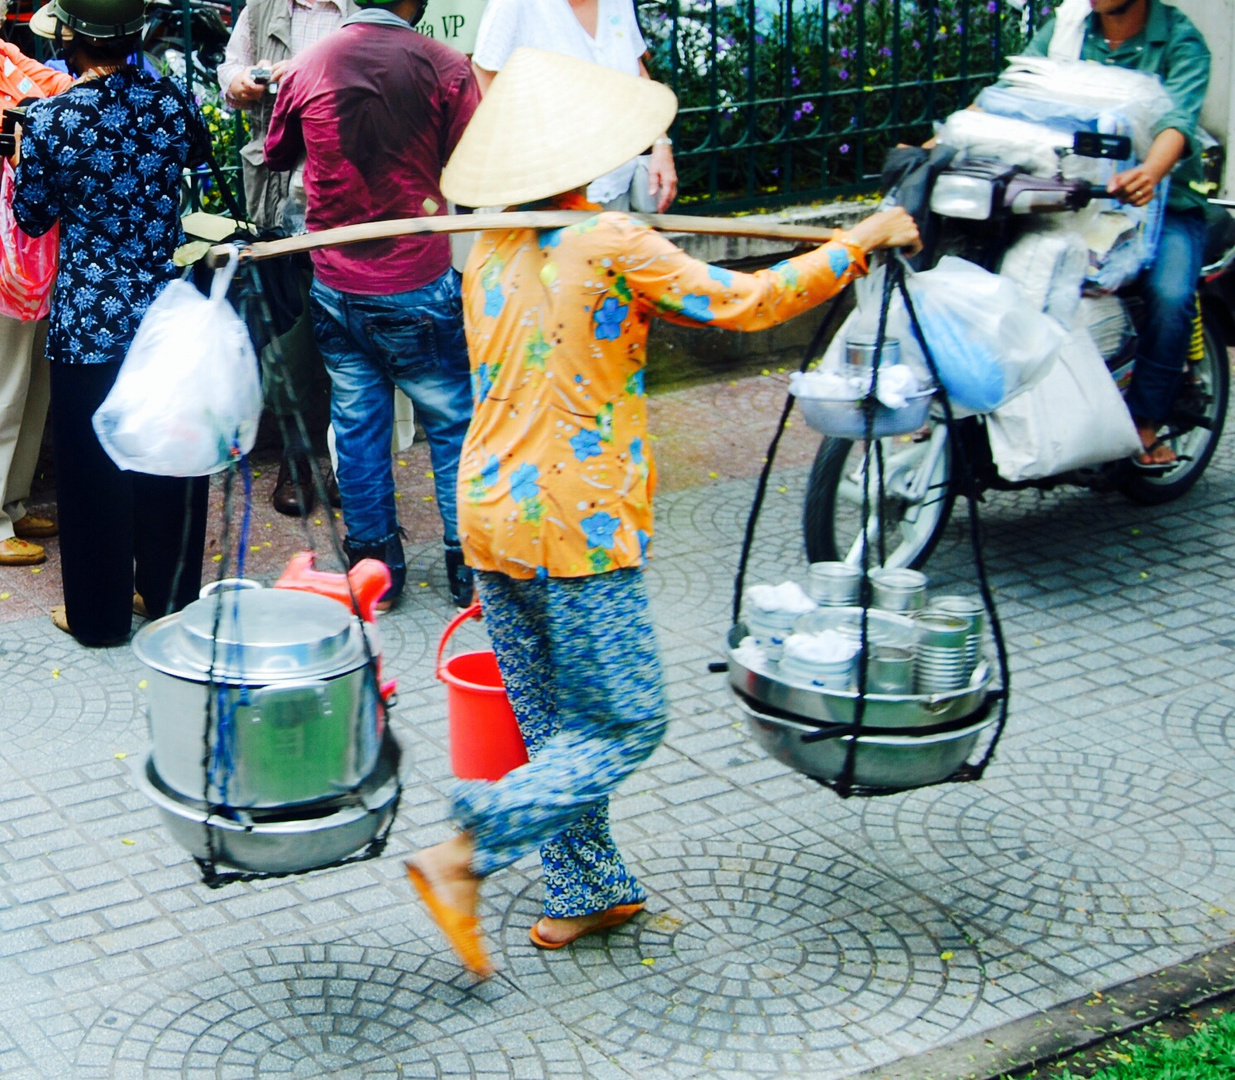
[13, 0, 210, 646]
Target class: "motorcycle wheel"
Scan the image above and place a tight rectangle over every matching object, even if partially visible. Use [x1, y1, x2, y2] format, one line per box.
[1117, 309, 1230, 505]
[803, 426, 955, 570]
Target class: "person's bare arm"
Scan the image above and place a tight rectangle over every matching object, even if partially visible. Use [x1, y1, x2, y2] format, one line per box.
[638, 57, 677, 212]
[472, 62, 496, 96]
[1107, 129, 1188, 207]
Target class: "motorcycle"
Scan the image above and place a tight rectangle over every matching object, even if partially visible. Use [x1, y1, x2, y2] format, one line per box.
[803, 134, 1235, 571]
[142, 0, 233, 86]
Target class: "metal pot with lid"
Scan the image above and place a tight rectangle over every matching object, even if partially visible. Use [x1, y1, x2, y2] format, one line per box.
[132, 583, 381, 809]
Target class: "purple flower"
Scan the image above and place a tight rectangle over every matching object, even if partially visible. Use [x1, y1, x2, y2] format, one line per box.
[839, 69, 849, 80]
[840, 143, 850, 154]
[987, 0, 997, 10]
[838, 2, 852, 13]
[912, 39, 921, 49]
[793, 109, 802, 121]
[802, 101, 814, 114]
[840, 47, 850, 59]
[879, 46, 892, 57]
[792, 75, 801, 87]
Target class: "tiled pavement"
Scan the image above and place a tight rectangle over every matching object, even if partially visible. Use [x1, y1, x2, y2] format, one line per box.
[4, 371, 1235, 1078]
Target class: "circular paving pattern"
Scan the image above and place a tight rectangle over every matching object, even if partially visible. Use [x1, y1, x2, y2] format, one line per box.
[0, 630, 140, 769]
[1162, 691, 1235, 773]
[859, 765, 1231, 946]
[497, 839, 981, 1074]
[74, 943, 583, 1078]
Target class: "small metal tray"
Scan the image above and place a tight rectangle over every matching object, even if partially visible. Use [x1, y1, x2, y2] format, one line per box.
[728, 623, 992, 731]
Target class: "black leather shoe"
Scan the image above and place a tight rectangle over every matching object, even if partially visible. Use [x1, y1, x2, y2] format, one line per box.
[345, 530, 406, 612]
[445, 544, 474, 611]
[272, 456, 315, 517]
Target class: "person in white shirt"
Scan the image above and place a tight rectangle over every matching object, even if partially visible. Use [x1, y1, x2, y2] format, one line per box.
[470, 0, 677, 212]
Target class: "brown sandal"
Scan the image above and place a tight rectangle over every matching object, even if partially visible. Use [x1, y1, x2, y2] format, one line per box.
[404, 860, 493, 978]
[529, 902, 646, 950]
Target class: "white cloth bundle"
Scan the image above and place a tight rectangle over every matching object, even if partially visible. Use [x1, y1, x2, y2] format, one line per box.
[745, 582, 817, 615]
[789, 364, 922, 410]
[997, 57, 1174, 160]
[999, 228, 1090, 325]
[783, 630, 859, 664]
[935, 109, 1074, 177]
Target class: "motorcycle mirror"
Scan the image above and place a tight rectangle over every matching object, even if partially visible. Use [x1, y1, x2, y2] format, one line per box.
[1072, 131, 1133, 161]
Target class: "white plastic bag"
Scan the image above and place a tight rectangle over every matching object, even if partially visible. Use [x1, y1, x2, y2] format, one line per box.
[903, 257, 1064, 413]
[986, 323, 1141, 481]
[94, 252, 261, 477]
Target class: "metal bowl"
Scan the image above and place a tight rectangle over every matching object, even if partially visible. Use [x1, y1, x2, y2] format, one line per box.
[131, 733, 405, 874]
[729, 624, 992, 731]
[793, 389, 933, 439]
[735, 693, 996, 789]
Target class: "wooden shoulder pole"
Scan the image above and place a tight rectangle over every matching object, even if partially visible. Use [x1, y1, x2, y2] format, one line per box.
[204, 211, 838, 268]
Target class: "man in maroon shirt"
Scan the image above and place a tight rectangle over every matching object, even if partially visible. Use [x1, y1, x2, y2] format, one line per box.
[266, 0, 479, 610]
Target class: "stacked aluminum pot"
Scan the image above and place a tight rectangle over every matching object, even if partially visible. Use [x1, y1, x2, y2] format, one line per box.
[130, 582, 402, 873]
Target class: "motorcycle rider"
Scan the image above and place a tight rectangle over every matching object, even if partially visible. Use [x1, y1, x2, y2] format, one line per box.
[1019, 0, 1211, 470]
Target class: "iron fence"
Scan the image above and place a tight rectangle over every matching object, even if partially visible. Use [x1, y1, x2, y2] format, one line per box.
[639, 0, 1050, 211]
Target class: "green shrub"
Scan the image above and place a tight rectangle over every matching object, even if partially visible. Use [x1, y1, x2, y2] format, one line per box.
[639, 0, 1049, 207]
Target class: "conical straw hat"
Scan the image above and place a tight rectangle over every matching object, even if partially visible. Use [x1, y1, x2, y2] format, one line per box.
[441, 47, 677, 208]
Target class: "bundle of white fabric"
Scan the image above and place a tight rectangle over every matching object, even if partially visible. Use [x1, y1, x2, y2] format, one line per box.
[999, 228, 1090, 325]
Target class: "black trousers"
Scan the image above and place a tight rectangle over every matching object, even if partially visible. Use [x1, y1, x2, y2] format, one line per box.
[50, 361, 209, 646]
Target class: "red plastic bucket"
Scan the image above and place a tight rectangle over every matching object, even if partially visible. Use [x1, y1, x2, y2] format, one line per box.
[436, 603, 529, 782]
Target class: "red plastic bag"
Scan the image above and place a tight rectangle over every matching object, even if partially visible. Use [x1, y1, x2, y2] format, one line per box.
[0, 159, 57, 321]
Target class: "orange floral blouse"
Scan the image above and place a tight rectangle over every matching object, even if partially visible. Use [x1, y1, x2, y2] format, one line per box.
[458, 198, 867, 580]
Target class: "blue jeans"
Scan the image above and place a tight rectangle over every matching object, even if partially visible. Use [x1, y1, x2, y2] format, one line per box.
[309, 270, 472, 547]
[1125, 209, 1208, 424]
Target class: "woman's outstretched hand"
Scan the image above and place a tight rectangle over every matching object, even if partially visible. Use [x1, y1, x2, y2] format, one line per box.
[846, 207, 922, 255]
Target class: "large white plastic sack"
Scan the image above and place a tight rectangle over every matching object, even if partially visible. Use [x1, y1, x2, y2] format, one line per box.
[903, 257, 1064, 413]
[986, 323, 1141, 481]
[94, 254, 260, 476]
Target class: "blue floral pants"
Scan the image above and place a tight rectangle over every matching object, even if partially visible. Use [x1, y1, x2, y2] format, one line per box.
[452, 568, 668, 918]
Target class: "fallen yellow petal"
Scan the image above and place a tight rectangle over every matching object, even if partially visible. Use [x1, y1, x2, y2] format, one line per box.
[398, 459, 408, 467]
[250, 545, 261, 552]
[253, 470, 262, 478]
[394, 493, 403, 500]
[422, 495, 434, 502]
[212, 553, 223, 562]
[121, 838, 135, 846]
[114, 752, 127, 760]
[265, 522, 273, 529]
[1139, 571, 1149, 579]
[314, 518, 323, 525]
[51, 669, 60, 678]
[30, 567, 41, 574]
[426, 471, 435, 479]
[708, 471, 718, 479]
[777, 486, 788, 494]
[138, 680, 148, 690]
[419, 581, 429, 588]
[641, 957, 655, 966]
[761, 369, 771, 376]
[940, 951, 954, 961]
[0, 592, 9, 600]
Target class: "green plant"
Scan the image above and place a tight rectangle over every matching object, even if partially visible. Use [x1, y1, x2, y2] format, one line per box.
[1037, 1009, 1235, 1080]
[639, 0, 1049, 208]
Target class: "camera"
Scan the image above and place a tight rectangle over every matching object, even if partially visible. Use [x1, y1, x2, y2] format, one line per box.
[0, 107, 27, 158]
[250, 67, 272, 85]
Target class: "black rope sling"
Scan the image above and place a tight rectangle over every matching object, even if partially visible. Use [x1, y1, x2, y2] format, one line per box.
[726, 257, 1011, 799]
[154, 102, 403, 886]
